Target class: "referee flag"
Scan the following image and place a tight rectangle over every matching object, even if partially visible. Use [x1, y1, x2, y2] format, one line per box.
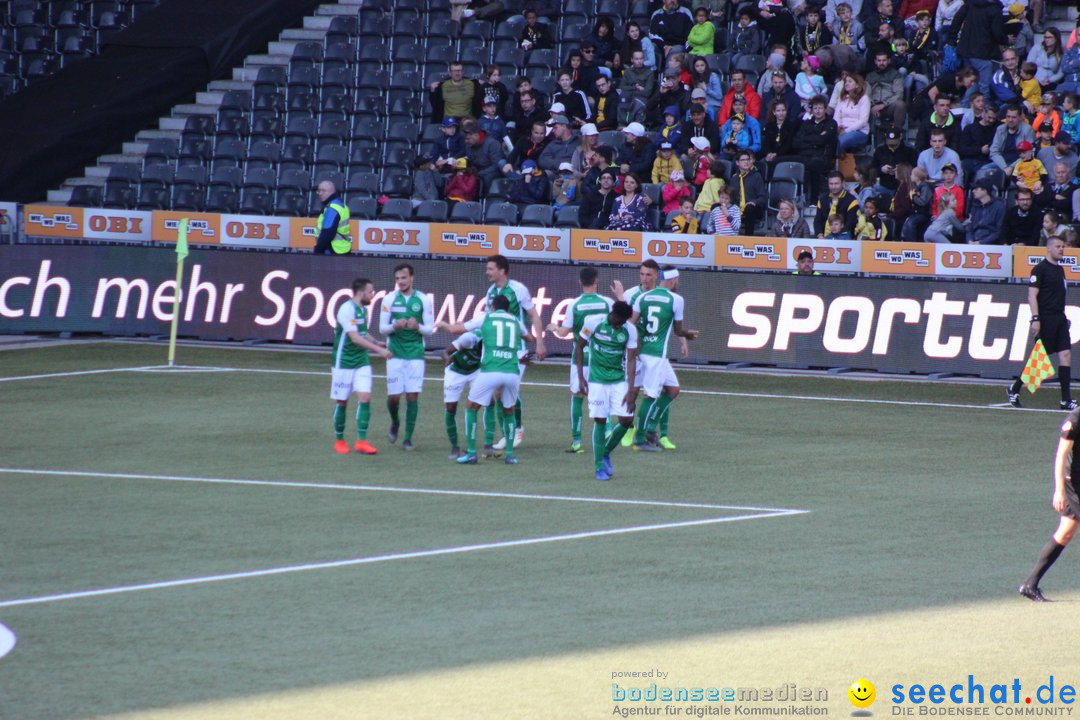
[1021, 339, 1055, 393]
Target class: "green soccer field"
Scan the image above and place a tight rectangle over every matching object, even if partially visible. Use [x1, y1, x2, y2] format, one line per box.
[1, 341, 1079, 720]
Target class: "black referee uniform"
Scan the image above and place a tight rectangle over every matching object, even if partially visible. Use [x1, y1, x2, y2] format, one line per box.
[1008, 252, 1075, 409]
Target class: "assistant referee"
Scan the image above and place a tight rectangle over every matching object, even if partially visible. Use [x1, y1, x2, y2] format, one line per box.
[1007, 235, 1076, 411]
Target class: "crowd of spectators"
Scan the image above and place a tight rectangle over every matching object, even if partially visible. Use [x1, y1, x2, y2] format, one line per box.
[417, 0, 1080, 244]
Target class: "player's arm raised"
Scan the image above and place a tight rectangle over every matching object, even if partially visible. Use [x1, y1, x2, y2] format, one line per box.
[610, 279, 626, 301]
[1053, 435, 1072, 513]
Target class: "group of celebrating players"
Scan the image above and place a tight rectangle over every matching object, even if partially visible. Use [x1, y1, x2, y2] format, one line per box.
[328, 254, 697, 480]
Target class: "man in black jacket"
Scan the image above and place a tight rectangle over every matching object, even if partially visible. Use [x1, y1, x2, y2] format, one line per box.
[794, 96, 838, 199]
[814, 172, 860, 237]
[950, 0, 1007, 97]
[730, 150, 767, 236]
[957, 103, 998, 183]
[580, 169, 618, 229]
[1002, 187, 1043, 246]
[508, 91, 549, 145]
[873, 129, 917, 192]
[678, 105, 720, 155]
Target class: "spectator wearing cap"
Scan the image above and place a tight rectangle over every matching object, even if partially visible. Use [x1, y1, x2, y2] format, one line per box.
[428, 62, 484, 123]
[760, 71, 802, 124]
[445, 157, 478, 204]
[619, 48, 657, 106]
[680, 104, 720, 155]
[720, 111, 761, 155]
[917, 128, 965, 185]
[686, 87, 716, 124]
[873, 128, 918, 192]
[477, 99, 507, 144]
[591, 75, 620, 132]
[686, 135, 717, 188]
[505, 121, 551, 175]
[431, 118, 467, 170]
[519, 8, 555, 52]
[509, 90, 549, 145]
[1002, 186, 1043, 245]
[1036, 122, 1057, 154]
[464, 123, 508, 190]
[652, 141, 682, 184]
[551, 162, 580, 211]
[553, 71, 592, 127]
[659, 106, 683, 148]
[579, 168, 619, 229]
[661, 169, 692, 213]
[537, 116, 579, 174]
[649, 0, 694, 58]
[794, 95, 839, 199]
[730, 150, 767, 236]
[1010, 140, 1048, 192]
[569, 123, 599, 178]
[718, 70, 762, 127]
[1037, 161, 1079, 219]
[508, 159, 552, 206]
[957, 103, 998, 183]
[932, 163, 966, 220]
[617, 122, 657, 179]
[964, 177, 1005, 244]
[990, 105, 1037, 173]
[1005, 3, 1034, 58]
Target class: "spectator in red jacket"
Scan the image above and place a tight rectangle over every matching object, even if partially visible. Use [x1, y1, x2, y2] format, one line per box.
[717, 70, 762, 126]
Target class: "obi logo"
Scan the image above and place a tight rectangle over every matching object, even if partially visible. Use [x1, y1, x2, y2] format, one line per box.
[364, 226, 421, 246]
[165, 218, 214, 238]
[848, 679, 876, 712]
[27, 211, 78, 230]
[88, 214, 144, 234]
[583, 236, 636, 255]
[939, 250, 1003, 270]
[647, 238, 706, 259]
[442, 231, 493, 249]
[226, 221, 282, 241]
[873, 248, 928, 267]
[728, 242, 781, 262]
[503, 232, 561, 253]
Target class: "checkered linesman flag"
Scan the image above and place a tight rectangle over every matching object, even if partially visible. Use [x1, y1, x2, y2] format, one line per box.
[1021, 339, 1055, 394]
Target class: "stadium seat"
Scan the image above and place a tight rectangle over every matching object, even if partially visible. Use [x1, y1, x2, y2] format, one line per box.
[215, 115, 249, 143]
[380, 198, 414, 221]
[322, 67, 355, 95]
[358, 41, 390, 70]
[247, 141, 282, 170]
[555, 205, 581, 228]
[768, 179, 798, 214]
[449, 201, 483, 224]
[382, 173, 413, 198]
[521, 204, 554, 227]
[383, 146, 416, 173]
[204, 187, 239, 213]
[249, 115, 283, 144]
[348, 145, 381, 174]
[280, 144, 312, 171]
[327, 15, 360, 40]
[103, 183, 134, 209]
[273, 190, 307, 217]
[347, 196, 378, 219]
[173, 165, 207, 190]
[358, 69, 390, 92]
[283, 115, 317, 145]
[771, 161, 806, 199]
[487, 177, 513, 201]
[414, 199, 449, 222]
[526, 48, 558, 72]
[317, 118, 350, 145]
[68, 185, 103, 207]
[485, 202, 519, 226]
[182, 114, 215, 139]
[135, 184, 169, 210]
[315, 171, 345, 194]
[171, 187, 206, 212]
[278, 168, 311, 195]
[386, 121, 419, 144]
[346, 172, 380, 197]
[208, 166, 243, 192]
[323, 42, 355, 74]
[241, 167, 278, 194]
[493, 47, 525, 69]
[641, 183, 663, 207]
[143, 139, 178, 166]
[239, 189, 272, 216]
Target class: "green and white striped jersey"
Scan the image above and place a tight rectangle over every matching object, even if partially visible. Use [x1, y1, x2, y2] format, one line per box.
[332, 300, 371, 369]
[456, 310, 528, 374]
[631, 287, 684, 358]
[379, 289, 434, 359]
[560, 292, 613, 363]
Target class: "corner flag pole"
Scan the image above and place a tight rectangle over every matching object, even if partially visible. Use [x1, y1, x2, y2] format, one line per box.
[167, 218, 189, 367]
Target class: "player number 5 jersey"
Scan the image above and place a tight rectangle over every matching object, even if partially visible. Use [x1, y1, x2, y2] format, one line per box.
[580, 314, 637, 384]
[632, 287, 684, 358]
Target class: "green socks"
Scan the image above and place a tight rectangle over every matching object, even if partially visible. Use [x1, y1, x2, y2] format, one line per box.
[464, 407, 478, 453]
[356, 402, 370, 440]
[514, 397, 523, 428]
[645, 394, 673, 435]
[387, 399, 400, 426]
[633, 399, 652, 444]
[444, 408, 459, 448]
[570, 395, 584, 442]
[484, 404, 496, 445]
[605, 423, 629, 453]
[405, 400, 419, 442]
[502, 413, 517, 457]
[592, 422, 606, 471]
[333, 404, 346, 440]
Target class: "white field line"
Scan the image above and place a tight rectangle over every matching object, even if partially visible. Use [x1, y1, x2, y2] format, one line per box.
[0, 365, 165, 382]
[0, 622, 15, 658]
[0, 467, 801, 514]
[0, 509, 802, 609]
[122, 365, 1065, 414]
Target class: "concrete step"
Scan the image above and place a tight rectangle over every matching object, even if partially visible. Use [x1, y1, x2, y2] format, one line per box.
[173, 103, 220, 117]
[98, 154, 136, 166]
[246, 53, 292, 68]
[316, 4, 361, 16]
[268, 40, 300, 57]
[208, 79, 253, 93]
[47, 188, 74, 203]
[159, 117, 189, 132]
[85, 166, 111, 179]
[123, 142, 149, 155]
[303, 15, 333, 31]
[196, 90, 225, 106]
[134, 129, 181, 141]
[281, 28, 327, 42]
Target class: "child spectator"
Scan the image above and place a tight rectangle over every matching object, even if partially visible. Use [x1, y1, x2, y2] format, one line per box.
[925, 192, 965, 243]
[830, 3, 864, 53]
[662, 169, 692, 214]
[508, 158, 551, 206]
[688, 6, 716, 56]
[412, 157, 445, 205]
[710, 187, 742, 236]
[731, 9, 762, 64]
[908, 10, 938, 74]
[796, 6, 833, 59]
[933, 163, 965, 220]
[445, 157, 478, 203]
[855, 197, 889, 240]
[670, 199, 700, 233]
[690, 136, 716, 188]
[652, 141, 682, 184]
[694, 160, 727, 220]
[721, 114, 753, 157]
[1019, 62, 1043, 115]
[659, 106, 683, 147]
[825, 214, 853, 239]
[551, 162, 580, 212]
[901, 166, 934, 240]
[431, 118, 466, 170]
[1062, 94, 1080, 141]
[1011, 140, 1049, 192]
[477, 100, 507, 144]
[795, 56, 827, 117]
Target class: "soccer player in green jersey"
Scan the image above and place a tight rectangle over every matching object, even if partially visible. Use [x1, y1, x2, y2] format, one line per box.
[441, 333, 481, 459]
[452, 295, 528, 466]
[630, 266, 699, 452]
[379, 264, 435, 450]
[548, 266, 613, 453]
[330, 278, 393, 455]
[575, 301, 638, 481]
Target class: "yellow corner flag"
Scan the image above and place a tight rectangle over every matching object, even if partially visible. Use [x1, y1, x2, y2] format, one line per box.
[168, 218, 189, 367]
[1021, 339, 1055, 394]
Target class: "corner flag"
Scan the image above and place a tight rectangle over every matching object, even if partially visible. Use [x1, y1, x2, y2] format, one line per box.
[1021, 339, 1055, 393]
[167, 218, 189, 367]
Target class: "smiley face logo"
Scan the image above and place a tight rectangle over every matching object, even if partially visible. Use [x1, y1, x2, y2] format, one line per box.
[848, 679, 876, 709]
